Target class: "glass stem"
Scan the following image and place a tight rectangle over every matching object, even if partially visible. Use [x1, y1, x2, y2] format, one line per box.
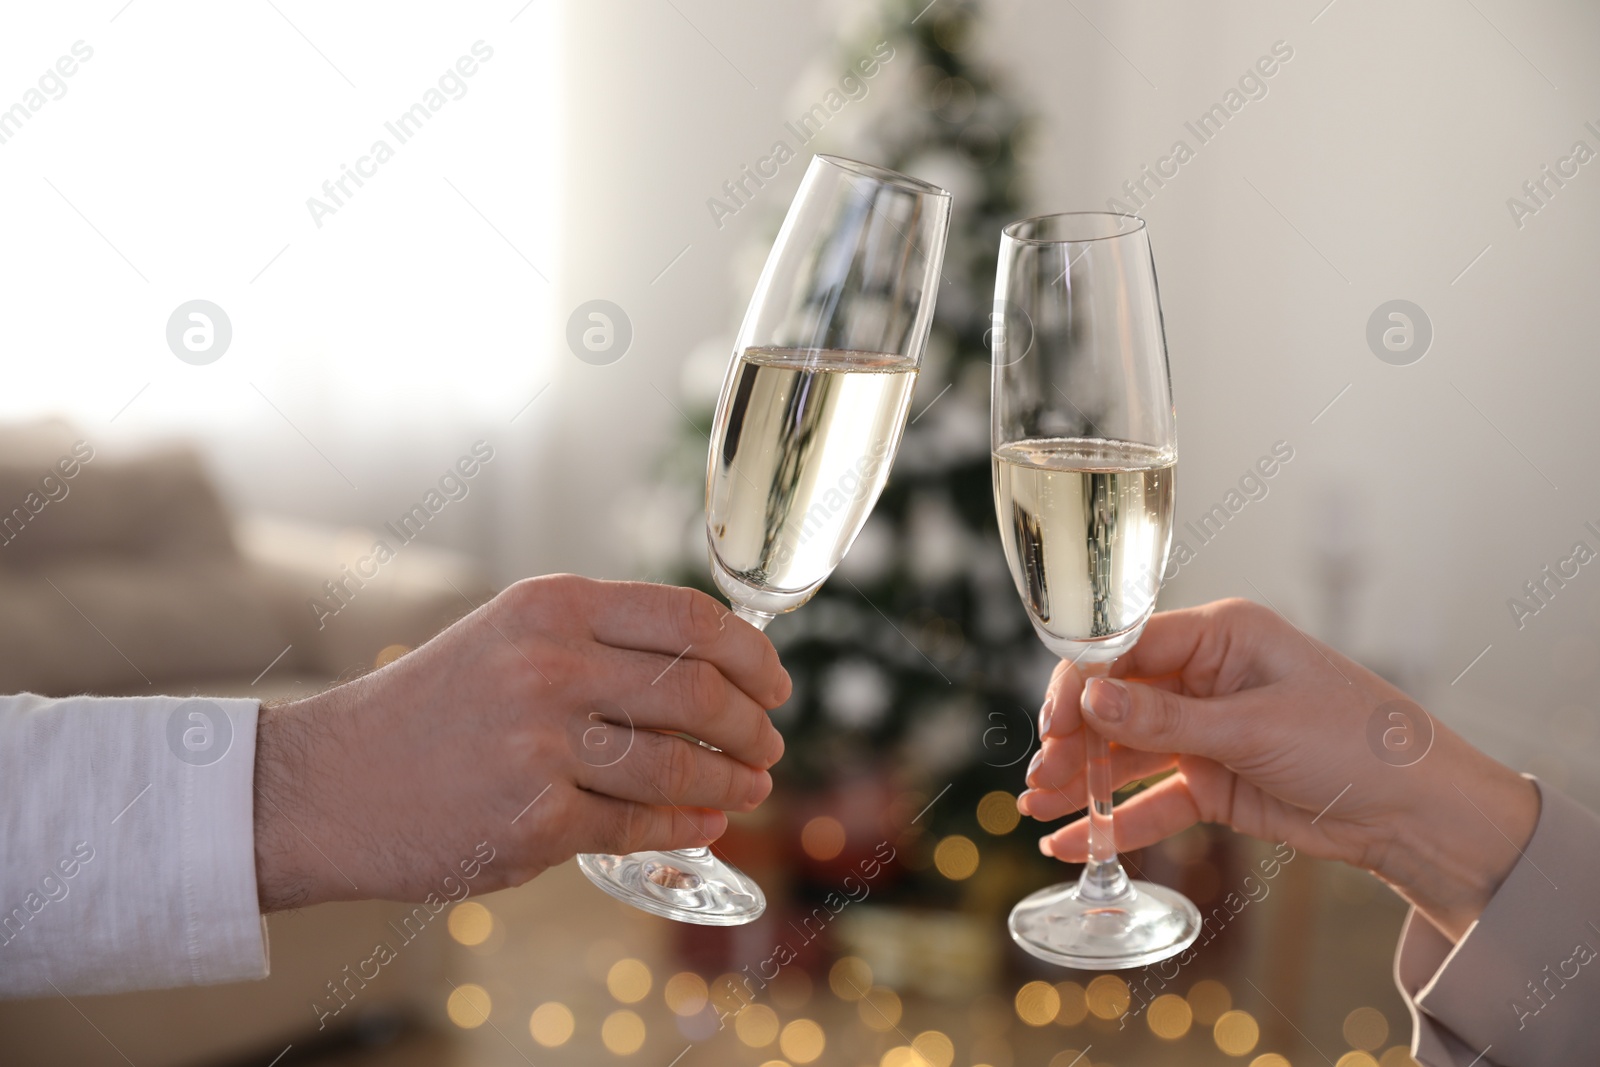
[732, 604, 775, 631]
[1077, 659, 1131, 903]
[659, 601, 775, 864]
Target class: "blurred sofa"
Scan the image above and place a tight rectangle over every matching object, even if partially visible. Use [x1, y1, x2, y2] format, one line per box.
[0, 419, 498, 1066]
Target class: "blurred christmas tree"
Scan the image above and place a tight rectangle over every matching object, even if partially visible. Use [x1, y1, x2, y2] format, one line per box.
[656, 0, 1064, 910]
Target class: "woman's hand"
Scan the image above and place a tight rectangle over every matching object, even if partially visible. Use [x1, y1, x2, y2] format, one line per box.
[1019, 598, 1538, 941]
[254, 575, 791, 910]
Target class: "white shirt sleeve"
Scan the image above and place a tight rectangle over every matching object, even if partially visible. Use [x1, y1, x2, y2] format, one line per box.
[0, 693, 269, 997]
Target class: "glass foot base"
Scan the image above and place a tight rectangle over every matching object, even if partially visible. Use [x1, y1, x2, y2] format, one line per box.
[577, 849, 765, 927]
[1008, 878, 1201, 970]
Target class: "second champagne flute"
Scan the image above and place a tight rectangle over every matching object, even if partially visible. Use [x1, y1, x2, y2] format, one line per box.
[991, 211, 1201, 968]
[578, 155, 951, 925]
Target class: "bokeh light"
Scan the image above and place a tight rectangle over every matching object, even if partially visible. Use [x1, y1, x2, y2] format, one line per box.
[601, 1010, 646, 1055]
[780, 1019, 826, 1063]
[1378, 1048, 1422, 1067]
[1249, 1056, 1292, 1067]
[665, 972, 709, 1016]
[529, 1002, 574, 1047]
[1054, 980, 1088, 1026]
[1336, 1054, 1379, 1067]
[830, 957, 873, 1001]
[1085, 975, 1130, 1020]
[879, 1047, 923, 1067]
[1049, 1052, 1090, 1067]
[1188, 979, 1232, 1024]
[976, 790, 1021, 834]
[446, 984, 491, 1029]
[801, 816, 847, 860]
[447, 901, 493, 946]
[934, 835, 980, 880]
[859, 987, 904, 1031]
[913, 1029, 955, 1067]
[1148, 993, 1193, 1039]
[607, 958, 653, 1004]
[1014, 980, 1060, 1026]
[1215, 1010, 1261, 1056]
[736, 1004, 781, 1047]
[375, 643, 409, 668]
[1342, 1007, 1390, 1051]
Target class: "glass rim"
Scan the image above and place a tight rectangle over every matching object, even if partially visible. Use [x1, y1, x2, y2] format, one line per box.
[815, 154, 950, 198]
[1002, 211, 1147, 245]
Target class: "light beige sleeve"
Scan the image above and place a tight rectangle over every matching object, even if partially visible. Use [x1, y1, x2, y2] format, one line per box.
[1394, 779, 1600, 1066]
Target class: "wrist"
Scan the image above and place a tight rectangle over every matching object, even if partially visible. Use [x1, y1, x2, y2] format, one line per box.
[254, 694, 338, 912]
[1374, 749, 1539, 942]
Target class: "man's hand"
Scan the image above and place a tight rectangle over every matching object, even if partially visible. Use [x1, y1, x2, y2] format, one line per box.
[253, 575, 791, 911]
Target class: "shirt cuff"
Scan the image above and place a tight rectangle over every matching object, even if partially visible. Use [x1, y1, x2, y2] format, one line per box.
[0, 694, 270, 996]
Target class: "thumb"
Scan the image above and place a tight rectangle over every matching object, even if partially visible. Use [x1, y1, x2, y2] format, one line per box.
[1080, 676, 1256, 762]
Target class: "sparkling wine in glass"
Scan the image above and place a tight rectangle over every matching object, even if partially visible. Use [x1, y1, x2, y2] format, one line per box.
[991, 211, 1201, 968]
[578, 155, 951, 925]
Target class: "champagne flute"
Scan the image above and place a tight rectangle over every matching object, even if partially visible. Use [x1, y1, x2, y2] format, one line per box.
[578, 155, 951, 925]
[990, 211, 1201, 968]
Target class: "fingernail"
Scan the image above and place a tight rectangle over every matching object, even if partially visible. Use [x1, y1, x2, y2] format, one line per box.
[748, 771, 773, 808]
[1083, 678, 1129, 723]
[1039, 696, 1055, 737]
[695, 809, 729, 841]
[1026, 749, 1044, 785]
[1038, 836, 1055, 857]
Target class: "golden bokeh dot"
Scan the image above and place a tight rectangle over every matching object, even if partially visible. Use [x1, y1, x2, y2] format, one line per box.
[879, 1047, 927, 1067]
[1147, 993, 1193, 1040]
[1336, 1054, 1379, 1067]
[1188, 979, 1233, 1025]
[375, 643, 409, 668]
[780, 1019, 826, 1064]
[447, 901, 493, 946]
[1085, 975, 1131, 1020]
[601, 1010, 646, 1055]
[859, 986, 904, 1031]
[829, 957, 874, 1001]
[1215, 1010, 1261, 1056]
[446, 984, 491, 1029]
[736, 1004, 781, 1047]
[1378, 1047, 1422, 1067]
[756, 1062, 790, 1067]
[1249, 1056, 1293, 1067]
[1049, 1053, 1090, 1067]
[913, 1029, 955, 1067]
[1054, 980, 1088, 1026]
[976, 791, 1021, 835]
[1342, 1007, 1390, 1051]
[664, 971, 709, 1016]
[934, 835, 980, 880]
[1014, 980, 1061, 1026]
[606, 958, 653, 1004]
[801, 816, 847, 861]
[528, 1002, 574, 1047]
